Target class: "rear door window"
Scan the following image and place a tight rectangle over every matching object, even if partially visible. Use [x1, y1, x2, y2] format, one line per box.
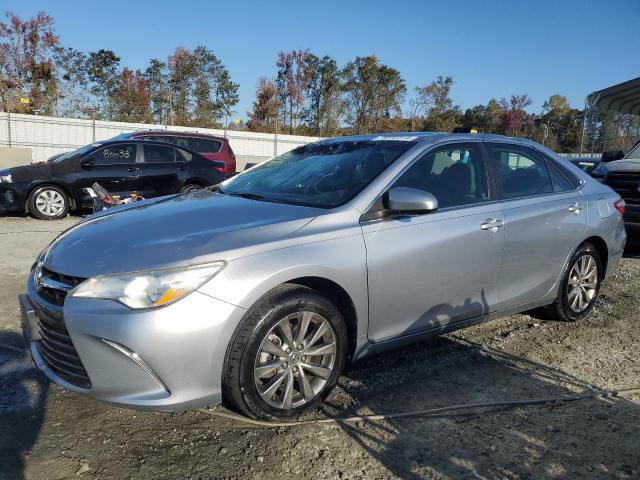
[486, 144, 553, 199]
[143, 144, 176, 163]
[189, 138, 223, 153]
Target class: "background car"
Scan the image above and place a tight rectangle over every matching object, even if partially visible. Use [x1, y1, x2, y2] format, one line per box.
[568, 155, 601, 173]
[590, 142, 640, 239]
[0, 139, 225, 220]
[112, 130, 236, 176]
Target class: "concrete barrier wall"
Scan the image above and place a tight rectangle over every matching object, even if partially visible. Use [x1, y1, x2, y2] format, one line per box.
[0, 147, 32, 168]
[0, 112, 321, 170]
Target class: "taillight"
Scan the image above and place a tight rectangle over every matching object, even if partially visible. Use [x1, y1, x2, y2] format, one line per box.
[614, 198, 626, 215]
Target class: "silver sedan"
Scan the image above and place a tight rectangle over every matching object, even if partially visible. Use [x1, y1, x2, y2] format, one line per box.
[20, 132, 626, 420]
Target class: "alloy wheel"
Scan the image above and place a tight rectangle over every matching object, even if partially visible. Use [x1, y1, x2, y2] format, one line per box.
[35, 190, 65, 217]
[254, 311, 337, 410]
[567, 254, 598, 312]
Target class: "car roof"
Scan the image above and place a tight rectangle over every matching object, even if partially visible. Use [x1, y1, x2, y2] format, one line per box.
[319, 131, 545, 147]
[124, 130, 226, 141]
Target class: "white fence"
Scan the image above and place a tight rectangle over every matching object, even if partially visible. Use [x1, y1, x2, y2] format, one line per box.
[0, 112, 321, 171]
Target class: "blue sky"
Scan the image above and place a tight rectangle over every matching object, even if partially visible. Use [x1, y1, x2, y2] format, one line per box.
[4, 0, 639, 121]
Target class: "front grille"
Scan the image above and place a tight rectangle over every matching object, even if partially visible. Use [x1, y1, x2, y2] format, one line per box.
[37, 267, 85, 306]
[35, 306, 91, 388]
[606, 172, 640, 223]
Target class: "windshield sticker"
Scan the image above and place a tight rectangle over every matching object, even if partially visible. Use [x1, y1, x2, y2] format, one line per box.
[372, 136, 417, 142]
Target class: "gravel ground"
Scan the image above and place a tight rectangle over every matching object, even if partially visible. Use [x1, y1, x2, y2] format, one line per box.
[1, 214, 639, 480]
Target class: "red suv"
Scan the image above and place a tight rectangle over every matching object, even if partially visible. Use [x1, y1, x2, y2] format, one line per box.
[112, 130, 236, 176]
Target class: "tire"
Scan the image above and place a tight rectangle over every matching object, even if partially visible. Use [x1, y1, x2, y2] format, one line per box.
[179, 183, 203, 194]
[28, 185, 69, 220]
[540, 242, 602, 322]
[222, 284, 348, 420]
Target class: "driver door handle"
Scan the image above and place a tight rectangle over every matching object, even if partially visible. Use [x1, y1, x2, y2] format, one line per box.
[568, 202, 584, 214]
[481, 218, 504, 232]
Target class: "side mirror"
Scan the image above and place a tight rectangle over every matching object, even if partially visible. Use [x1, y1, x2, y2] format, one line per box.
[601, 150, 625, 162]
[383, 187, 438, 214]
[80, 158, 95, 169]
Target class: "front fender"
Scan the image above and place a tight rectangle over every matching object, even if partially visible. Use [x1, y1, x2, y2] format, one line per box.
[197, 233, 369, 341]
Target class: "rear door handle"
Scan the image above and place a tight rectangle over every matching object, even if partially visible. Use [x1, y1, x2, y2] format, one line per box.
[127, 167, 139, 172]
[481, 218, 504, 232]
[568, 202, 584, 214]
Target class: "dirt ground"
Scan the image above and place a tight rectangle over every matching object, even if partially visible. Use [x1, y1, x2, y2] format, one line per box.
[1, 214, 639, 480]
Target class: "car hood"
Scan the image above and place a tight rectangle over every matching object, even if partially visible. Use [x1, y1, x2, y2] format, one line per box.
[9, 163, 52, 182]
[43, 189, 322, 277]
[605, 158, 640, 173]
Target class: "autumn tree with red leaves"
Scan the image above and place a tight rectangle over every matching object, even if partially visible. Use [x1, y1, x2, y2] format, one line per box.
[113, 68, 152, 123]
[247, 77, 280, 133]
[500, 94, 533, 136]
[0, 11, 59, 114]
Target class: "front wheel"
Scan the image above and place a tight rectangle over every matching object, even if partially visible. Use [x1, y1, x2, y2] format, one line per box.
[542, 242, 602, 322]
[28, 185, 69, 220]
[222, 285, 348, 420]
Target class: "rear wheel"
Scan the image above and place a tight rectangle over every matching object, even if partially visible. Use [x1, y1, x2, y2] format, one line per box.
[541, 243, 602, 322]
[28, 185, 69, 220]
[222, 285, 347, 420]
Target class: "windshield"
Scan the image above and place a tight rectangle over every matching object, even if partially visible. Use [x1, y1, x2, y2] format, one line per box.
[220, 139, 417, 208]
[626, 142, 640, 159]
[50, 144, 101, 163]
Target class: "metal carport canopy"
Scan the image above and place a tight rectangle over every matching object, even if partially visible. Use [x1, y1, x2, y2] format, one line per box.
[586, 77, 640, 115]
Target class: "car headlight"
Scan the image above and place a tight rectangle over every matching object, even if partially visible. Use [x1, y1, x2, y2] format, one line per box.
[0, 172, 11, 183]
[69, 262, 225, 309]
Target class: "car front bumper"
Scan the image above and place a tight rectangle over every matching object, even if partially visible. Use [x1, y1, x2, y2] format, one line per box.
[0, 184, 26, 214]
[21, 269, 247, 410]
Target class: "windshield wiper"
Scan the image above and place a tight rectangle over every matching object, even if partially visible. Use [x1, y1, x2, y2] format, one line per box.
[227, 192, 269, 201]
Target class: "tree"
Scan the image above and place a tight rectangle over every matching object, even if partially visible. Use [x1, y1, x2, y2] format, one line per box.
[166, 46, 238, 127]
[144, 58, 169, 124]
[113, 68, 152, 123]
[86, 49, 121, 118]
[540, 94, 576, 150]
[167, 47, 196, 125]
[0, 11, 59, 114]
[500, 94, 532, 136]
[484, 99, 503, 133]
[247, 77, 279, 133]
[341, 56, 406, 134]
[304, 54, 343, 136]
[192, 46, 239, 128]
[276, 49, 313, 134]
[54, 47, 91, 118]
[412, 76, 461, 132]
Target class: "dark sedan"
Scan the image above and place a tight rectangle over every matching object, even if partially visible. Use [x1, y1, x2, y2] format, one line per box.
[0, 139, 225, 219]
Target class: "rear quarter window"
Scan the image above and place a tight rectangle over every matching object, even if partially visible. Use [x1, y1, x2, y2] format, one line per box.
[189, 138, 223, 153]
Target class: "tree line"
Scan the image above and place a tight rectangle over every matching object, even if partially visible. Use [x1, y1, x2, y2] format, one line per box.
[0, 11, 239, 128]
[1, 11, 637, 153]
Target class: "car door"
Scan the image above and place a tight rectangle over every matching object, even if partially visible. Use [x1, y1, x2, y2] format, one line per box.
[362, 142, 506, 343]
[76, 143, 139, 196]
[485, 142, 587, 310]
[137, 144, 182, 197]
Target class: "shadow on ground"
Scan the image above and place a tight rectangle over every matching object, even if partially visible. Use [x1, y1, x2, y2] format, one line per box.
[324, 334, 640, 479]
[0, 331, 48, 480]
